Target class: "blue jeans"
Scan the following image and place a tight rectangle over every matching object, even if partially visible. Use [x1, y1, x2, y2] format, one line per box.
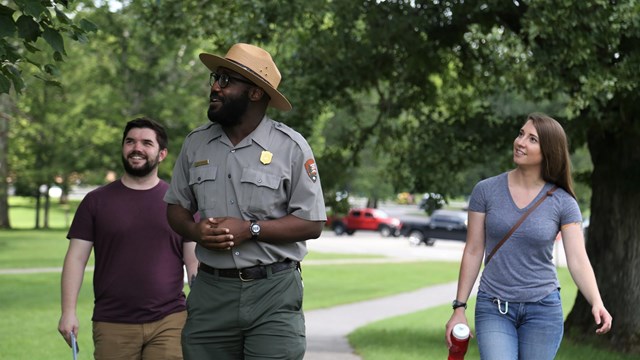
[475, 289, 564, 360]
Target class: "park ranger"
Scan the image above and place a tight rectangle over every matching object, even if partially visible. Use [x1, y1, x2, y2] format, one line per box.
[164, 43, 326, 360]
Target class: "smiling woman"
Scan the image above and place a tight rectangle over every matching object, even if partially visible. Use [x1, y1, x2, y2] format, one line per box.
[445, 113, 612, 360]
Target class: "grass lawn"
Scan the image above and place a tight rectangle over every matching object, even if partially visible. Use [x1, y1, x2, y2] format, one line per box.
[4, 256, 628, 359]
[351, 267, 634, 360]
[303, 261, 459, 309]
[8, 196, 80, 230]
[0, 228, 364, 270]
[0, 255, 459, 359]
[1, 199, 630, 359]
[0, 229, 83, 269]
[0, 272, 95, 360]
[0, 226, 461, 359]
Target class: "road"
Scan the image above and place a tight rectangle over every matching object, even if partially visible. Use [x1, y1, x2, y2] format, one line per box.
[310, 202, 466, 262]
[308, 230, 466, 263]
[311, 202, 568, 267]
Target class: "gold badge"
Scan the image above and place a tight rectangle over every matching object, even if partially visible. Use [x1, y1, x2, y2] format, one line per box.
[260, 151, 273, 165]
[194, 159, 209, 167]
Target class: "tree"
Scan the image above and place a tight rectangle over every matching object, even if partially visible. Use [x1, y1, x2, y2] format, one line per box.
[0, 0, 97, 94]
[0, 0, 96, 229]
[0, 94, 11, 227]
[8, 0, 211, 227]
[430, 1, 640, 350]
[277, 0, 640, 351]
[4, 0, 638, 350]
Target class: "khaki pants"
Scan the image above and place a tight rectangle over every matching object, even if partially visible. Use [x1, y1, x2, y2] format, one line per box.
[93, 310, 187, 360]
[182, 266, 305, 360]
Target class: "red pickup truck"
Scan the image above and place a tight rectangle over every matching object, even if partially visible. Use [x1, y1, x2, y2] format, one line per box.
[329, 208, 402, 237]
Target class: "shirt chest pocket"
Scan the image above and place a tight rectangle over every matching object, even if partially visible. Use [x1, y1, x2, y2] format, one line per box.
[189, 165, 218, 210]
[240, 168, 283, 217]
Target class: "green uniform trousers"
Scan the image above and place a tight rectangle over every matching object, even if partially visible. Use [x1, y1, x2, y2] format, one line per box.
[182, 264, 305, 360]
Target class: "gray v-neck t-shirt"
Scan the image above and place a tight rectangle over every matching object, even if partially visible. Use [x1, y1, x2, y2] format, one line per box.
[468, 172, 582, 302]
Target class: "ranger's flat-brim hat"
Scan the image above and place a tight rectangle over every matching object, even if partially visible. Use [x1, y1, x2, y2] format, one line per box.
[199, 43, 292, 111]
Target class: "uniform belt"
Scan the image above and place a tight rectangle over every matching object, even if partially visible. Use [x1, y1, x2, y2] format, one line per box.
[198, 260, 297, 281]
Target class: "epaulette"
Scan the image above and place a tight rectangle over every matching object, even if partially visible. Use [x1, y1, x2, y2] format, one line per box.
[272, 121, 309, 149]
[186, 122, 216, 138]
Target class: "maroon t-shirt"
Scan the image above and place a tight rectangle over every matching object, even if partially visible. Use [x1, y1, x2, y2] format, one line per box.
[67, 180, 187, 323]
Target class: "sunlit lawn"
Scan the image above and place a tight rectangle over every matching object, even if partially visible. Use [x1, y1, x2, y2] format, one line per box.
[0, 272, 94, 360]
[1, 263, 629, 360]
[8, 196, 80, 230]
[0, 229, 83, 269]
[351, 268, 633, 360]
[0, 243, 459, 359]
[2, 198, 629, 359]
[0, 224, 462, 359]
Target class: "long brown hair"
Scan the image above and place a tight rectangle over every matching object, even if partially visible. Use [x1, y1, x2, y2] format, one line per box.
[527, 113, 576, 199]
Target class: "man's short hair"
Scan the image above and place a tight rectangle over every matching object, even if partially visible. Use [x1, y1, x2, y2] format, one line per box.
[122, 117, 168, 150]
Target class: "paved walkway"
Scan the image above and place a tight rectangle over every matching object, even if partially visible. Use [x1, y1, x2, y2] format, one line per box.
[304, 281, 460, 360]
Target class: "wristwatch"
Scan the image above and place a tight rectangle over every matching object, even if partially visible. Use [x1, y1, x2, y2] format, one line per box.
[250, 220, 261, 240]
[452, 299, 467, 310]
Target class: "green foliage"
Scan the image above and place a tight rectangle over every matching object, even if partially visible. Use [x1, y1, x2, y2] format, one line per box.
[7, 1, 211, 199]
[324, 191, 351, 217]
[3, 0, 636, 199]
[2, 0, 639, 348]
[0, 0, 97, 94]
[418, 193, 446, 215]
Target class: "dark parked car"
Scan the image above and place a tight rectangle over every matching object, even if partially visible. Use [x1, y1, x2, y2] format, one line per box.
[400, 209, 468, 246]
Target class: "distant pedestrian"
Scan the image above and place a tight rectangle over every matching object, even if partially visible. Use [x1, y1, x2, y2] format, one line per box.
[445, 113, 612, 359]
[58, 117, 198, 359]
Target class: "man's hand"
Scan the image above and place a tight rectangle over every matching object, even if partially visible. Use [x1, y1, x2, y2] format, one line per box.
[195, 217, 235, 250]
[58, 313, 79, 347]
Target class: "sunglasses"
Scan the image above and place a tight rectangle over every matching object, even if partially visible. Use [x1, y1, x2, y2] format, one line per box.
[209, 72, 254, 88]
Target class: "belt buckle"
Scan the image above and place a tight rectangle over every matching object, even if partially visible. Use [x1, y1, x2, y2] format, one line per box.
[238, 269, 255, 282]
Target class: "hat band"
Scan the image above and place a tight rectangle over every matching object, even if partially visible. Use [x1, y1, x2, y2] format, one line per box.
[227, 58, 272, 87]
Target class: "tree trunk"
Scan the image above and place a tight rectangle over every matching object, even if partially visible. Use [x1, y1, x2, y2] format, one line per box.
[564, 125, 640, 353]
[35, 192, 41, 229]
[44, 187, 50, 229]
[0, 96, 11, 229]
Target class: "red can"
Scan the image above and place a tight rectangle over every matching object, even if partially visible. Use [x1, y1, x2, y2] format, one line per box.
[448, 323, 470, 360]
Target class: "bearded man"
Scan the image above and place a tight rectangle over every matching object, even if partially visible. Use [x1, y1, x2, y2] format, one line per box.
[164, 43, 326, 360]
[58, 117, 198, 359]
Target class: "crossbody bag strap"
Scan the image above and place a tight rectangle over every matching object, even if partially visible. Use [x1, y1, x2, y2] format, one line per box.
[484, 185, 559, 265]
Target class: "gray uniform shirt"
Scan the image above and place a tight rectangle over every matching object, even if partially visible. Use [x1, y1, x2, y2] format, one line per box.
[165, 116, 326, 268]
[468, 172, 582, 302]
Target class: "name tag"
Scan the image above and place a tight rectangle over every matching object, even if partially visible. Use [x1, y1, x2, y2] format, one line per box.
[194, 159, 209, 167]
